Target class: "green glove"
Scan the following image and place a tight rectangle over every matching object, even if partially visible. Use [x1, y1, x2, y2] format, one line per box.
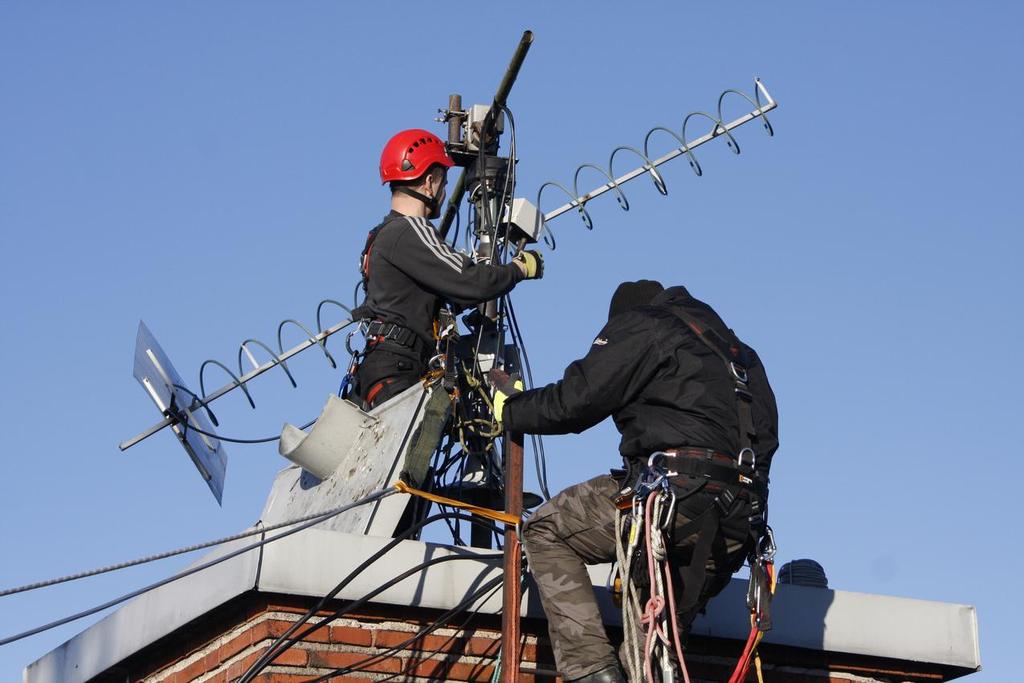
[488, 369, 523, 427]
[513, 249, 545, 279]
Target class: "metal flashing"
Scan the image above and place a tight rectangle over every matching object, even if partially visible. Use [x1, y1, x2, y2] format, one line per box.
[23, 537, 261, 683]
[23, 529, 981, 682]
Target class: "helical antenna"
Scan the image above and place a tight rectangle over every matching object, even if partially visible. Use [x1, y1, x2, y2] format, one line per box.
[535, 79, 776, 246]
[194, 299, 354, 412]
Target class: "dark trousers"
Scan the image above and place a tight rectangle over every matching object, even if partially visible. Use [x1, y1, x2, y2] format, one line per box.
[351, 342, 427, 410]
[522, 474, 753, 680]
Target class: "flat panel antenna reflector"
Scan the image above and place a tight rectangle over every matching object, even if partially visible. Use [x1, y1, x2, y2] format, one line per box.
[132, 321, 228, 504]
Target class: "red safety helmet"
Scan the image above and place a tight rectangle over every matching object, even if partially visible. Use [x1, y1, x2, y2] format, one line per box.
[379, 129, 454, 184]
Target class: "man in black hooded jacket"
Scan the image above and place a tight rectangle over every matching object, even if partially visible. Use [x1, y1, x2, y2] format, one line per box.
[492, 281, 779, 683]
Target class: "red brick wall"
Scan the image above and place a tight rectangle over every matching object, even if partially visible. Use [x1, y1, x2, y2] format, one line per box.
[138, 599, 558, 683]
[116, 594, 956, 683]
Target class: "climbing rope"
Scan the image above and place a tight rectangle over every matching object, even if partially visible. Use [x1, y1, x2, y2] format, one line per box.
[613, 462, 776, 682]
[616, 474, 691, 683]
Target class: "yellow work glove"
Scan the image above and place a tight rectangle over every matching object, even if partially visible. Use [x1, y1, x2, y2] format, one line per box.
[513, 249, 545, 279]
[488, 369, 523, 427]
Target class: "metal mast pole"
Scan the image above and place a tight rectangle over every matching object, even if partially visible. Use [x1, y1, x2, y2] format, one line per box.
[455, 31, 533, 682]
[439, 30, 532, 240]
[501, 431, 525, 683]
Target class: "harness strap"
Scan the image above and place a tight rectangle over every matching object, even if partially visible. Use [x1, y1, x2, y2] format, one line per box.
[678, 505, 721, 620]
[363, 319, 419, 348]
[667, 308, 758, 456]
[365, 378, 395, 406]
[658, 450, 764, 496]
[359, 221, 387, 292]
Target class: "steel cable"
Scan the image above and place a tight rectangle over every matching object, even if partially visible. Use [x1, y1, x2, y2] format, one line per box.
[300, 575, 505, 683]
[239, 512, 503, 682]
[0, 487, 396, 599]
[0, 487, 396, 646]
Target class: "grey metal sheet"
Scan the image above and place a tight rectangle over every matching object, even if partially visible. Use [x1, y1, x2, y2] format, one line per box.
[24, 530, 980, 682]
[257, 528, 506, 615]
[132, 321, 228, 503]
[262, 384, 432, 537]
[257, 530, 981, 671]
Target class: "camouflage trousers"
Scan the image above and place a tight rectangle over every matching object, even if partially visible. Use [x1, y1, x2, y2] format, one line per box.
[522, 474, 752, 681]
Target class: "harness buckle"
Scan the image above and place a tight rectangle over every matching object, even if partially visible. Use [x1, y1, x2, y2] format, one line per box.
[362, 319, 420, 349]
[715, 486, 736, 514]
[737, 447, 756, 470]
[729, 361, 748, 383]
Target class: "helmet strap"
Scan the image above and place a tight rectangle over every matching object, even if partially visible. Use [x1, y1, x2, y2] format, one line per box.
[394, 186, 440, 218]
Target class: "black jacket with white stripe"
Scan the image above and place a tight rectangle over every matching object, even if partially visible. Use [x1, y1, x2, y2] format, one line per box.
[356, 211, 524, 348]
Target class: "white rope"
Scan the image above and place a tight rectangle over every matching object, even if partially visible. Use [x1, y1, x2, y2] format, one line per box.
[617, 489, 696, 682]
[616, 505, 645, 682]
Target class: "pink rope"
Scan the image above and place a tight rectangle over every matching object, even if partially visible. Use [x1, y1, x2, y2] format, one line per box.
[642, 493, 699, 682]
[662, 556, 692, 683]
[636, 488, 773, 683]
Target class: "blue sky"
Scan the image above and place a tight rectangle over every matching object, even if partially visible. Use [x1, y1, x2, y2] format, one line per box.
[1, 1, 1021, 680]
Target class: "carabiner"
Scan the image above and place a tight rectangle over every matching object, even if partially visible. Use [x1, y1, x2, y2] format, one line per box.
[758, 525, 777, 563]
[661, 489, 677, 529]
[345, 330, 361, 356]
[632, 495, 644, 521]
[637, 452, 670, 495]
[647, 450, 670, 471]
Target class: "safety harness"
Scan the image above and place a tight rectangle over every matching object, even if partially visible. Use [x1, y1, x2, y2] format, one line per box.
[355, 218, 433, 350]
[613, 308, 776, 682]
[358, 220, 385, 294]
[347, 219, 434, 407]
[669, 308, 760, 474]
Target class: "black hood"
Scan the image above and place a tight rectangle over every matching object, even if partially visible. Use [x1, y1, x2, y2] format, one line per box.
[608, 279, 665, 321]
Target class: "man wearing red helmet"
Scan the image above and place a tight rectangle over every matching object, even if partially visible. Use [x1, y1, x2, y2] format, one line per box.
[350, 129, 543, 409]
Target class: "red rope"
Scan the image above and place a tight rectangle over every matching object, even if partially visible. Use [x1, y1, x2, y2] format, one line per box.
[726, 626, 759, 683]
[727, 562, 774, 683]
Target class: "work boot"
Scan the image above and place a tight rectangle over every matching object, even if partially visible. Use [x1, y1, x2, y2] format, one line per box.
[567, 665, 627, 683]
